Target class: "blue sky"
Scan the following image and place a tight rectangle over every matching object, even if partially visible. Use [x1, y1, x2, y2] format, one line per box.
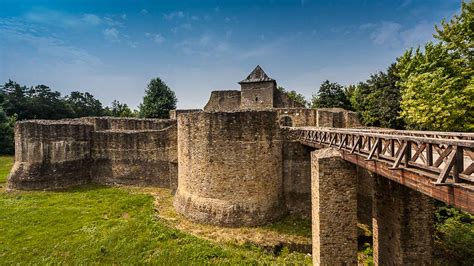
[0, 0, 461, 109]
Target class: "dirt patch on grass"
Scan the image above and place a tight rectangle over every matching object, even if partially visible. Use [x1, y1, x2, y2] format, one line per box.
[127, 186, 312, 254]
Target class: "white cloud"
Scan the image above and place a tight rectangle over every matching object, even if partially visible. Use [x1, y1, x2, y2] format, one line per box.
[171, 23, 192, 33]
[22, 9, 124, 29]
[82, 14, 102, 25]
[400, 21, 435, 47]
[141, 9, 148, 15]
[370, 22, 402, 47]
[153, 34, 165, 44]
[103, 27, 120, 42]
[163, 11, 185, 20]
[177, 34, 230, 57]
[0, 18, 102, 68]
[365, 21, 435, 49]
[103, 16, 122, 27]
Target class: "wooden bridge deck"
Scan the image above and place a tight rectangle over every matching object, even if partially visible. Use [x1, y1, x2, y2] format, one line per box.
[285, 127, 474, 214]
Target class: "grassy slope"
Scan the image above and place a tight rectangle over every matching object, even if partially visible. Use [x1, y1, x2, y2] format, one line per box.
[0, 157, 311, 264]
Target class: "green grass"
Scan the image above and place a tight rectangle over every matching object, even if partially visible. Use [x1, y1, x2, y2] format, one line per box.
[0, 157, 311, 264]
[0, 156, 13, 183]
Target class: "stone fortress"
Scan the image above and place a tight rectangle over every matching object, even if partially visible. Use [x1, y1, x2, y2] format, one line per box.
[8, 65, 361, 227]
[8, 66, 449, 264]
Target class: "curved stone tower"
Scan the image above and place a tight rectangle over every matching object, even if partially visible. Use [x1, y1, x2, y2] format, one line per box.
[174, 111, 286, 226]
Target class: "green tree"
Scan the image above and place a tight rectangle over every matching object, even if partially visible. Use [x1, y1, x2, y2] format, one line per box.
[139, 78, 177, 118]
[0, 108, 15, 155]
[277, 86, 307, 106]
[310, 80, 351, 109]
[105, 100, 135, 117]
[351, 64, 404, 129]
[26, 85, 74, 120]
[434, 1, 473, 69]
[66, 91, 105, 118]
[0, 80, 31, 120]
[0, 81, 75, 120]
[396, 1, 473, 131]
[396, 43, 473, 131]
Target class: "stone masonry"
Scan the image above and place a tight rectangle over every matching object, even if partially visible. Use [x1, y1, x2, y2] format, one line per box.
[6, 65, 440, 264]
[8, 117, 179, 190]
[311, 148, 358, 265]
[174, 111, 286, 226]
[373, 175, 435, 265]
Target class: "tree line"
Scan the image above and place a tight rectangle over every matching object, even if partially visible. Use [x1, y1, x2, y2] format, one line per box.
[285, 1, 473, 133]
[0, 78, 177, 154]
[285, 3, 473, 262]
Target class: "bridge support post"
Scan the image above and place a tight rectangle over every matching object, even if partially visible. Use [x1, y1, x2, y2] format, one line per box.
[373, 175, 434, 265]
[311, 148, 358, 265]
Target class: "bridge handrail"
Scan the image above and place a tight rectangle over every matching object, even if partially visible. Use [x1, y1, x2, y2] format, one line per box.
[290, 127, 474, 140]
[287, 127, 474, 148]
[286, 127, 474, 186]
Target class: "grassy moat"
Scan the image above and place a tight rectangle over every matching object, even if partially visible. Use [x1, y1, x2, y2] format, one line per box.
[0, 156, 313, 264]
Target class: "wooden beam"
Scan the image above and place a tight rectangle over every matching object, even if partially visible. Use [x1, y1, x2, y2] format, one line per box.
[367, 138, 381, 160]
[435, 147, 457, 185]
[391, 142, 408, 169]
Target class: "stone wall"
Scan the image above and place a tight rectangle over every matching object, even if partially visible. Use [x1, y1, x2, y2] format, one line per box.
[79, 117, 175, 131]
[169, 109, 202, 120]
[273, 89, 306, 108]
[275, 108, 360, 128]
[373, 175, 434, 265]
[282, 140, 313, 218]
[8, 120, 94, 190]
[8, 117, 178, 191]
[311, 148, 358, 265]
[240, 82, 275, 110]
[357, 166, 374, 226]
[174, 111, 286, 226]
[276, 109, 318, 127]
[203, 90, 241, 112]
[90, 124, 177, 188]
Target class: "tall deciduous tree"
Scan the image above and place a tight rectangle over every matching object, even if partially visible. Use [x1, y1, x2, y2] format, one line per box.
[139, 78, 177, 118]
[351, 64, 404, 129]
[396, 1, 473, 132]
[310, 80, 351, 109]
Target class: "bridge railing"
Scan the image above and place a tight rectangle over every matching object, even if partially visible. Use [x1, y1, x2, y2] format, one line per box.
[285, 127, 474, 186]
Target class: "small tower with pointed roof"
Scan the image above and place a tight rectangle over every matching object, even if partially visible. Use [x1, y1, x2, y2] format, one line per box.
[239, 65, 277, 110]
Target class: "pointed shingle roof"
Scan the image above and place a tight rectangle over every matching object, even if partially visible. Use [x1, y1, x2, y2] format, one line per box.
[239, 65, 276, 84]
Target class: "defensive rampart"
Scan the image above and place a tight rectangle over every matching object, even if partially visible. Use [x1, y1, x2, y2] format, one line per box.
[203, 90, 241, 112]
[8, 120, 94, 190]
[7, 117, 178, 190]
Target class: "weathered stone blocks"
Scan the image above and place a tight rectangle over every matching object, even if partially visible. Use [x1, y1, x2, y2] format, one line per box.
[91, 124, 177, 187]
[373, 175, 434, 265]
[174, 111, 286, 226]
[8, 120, 94, 190]
[7, 117, 178, 191]
[282, 140, 313, 218]
[311, 148, 358, 265]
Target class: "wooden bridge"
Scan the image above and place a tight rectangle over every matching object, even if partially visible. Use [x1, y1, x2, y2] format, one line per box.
[285, 127, 474, 214]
